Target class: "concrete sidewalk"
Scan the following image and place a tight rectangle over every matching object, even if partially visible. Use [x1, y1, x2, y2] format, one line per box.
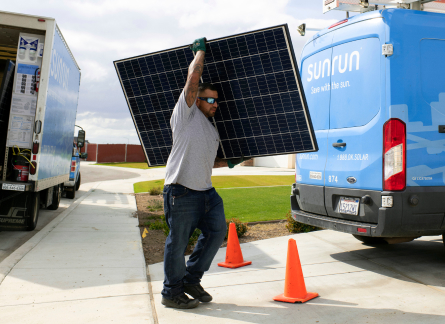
[0, 165, 292, 323]
[149, 231, 445, 324]
[0, 175, 154, 323]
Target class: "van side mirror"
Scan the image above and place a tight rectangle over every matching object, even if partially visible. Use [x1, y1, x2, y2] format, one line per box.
[77, 130, 86, 148]
[80, 152, 88, 159]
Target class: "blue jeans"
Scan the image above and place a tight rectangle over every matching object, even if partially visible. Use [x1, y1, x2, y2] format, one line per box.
[162, 184, 227, 299]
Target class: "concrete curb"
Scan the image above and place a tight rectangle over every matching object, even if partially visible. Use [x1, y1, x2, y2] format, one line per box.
[247, 219, 287, 225]
[0, 182, 101, 285]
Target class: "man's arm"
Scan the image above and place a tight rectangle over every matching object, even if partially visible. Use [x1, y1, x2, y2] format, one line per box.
[184, 50, 205, 108]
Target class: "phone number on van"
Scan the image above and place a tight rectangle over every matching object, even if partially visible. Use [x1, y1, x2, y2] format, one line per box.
[337, 154, 369, 161]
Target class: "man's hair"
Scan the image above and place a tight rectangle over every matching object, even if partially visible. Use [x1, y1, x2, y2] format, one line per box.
[198, 83, 217, 94]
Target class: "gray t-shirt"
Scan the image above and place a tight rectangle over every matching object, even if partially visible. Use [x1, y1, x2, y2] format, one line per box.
[164, 91, 219, 191]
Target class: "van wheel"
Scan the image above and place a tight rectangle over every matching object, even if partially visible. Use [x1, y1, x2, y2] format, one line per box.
[352, 234, 387, 245]
[75, 173, 81, 191]
[47, 185, 61, 210]
[66, 187, 76, 199]
[26, 192, 40, 231]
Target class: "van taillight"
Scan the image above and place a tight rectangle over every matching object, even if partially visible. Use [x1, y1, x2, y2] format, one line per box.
[383, 119, 406, 191]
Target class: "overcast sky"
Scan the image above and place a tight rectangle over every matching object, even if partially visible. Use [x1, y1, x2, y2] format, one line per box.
[4, 1, 346, 144]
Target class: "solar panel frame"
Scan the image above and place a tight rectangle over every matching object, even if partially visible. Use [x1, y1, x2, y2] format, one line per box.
[114, 24, 318, 166]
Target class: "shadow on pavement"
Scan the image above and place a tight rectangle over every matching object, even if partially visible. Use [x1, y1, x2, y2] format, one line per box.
[173, 301, 445, 324]
[330, 238, 445, 288]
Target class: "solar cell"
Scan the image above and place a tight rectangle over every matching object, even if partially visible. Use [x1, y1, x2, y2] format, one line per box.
[114, 24, 317, 166]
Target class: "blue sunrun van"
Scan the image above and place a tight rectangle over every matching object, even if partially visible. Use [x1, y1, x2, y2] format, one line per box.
[291, 8, 445, 244]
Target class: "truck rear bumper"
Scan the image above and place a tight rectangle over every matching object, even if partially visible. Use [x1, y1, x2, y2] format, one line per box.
[291, 184, 445, 237]
[64, 180, 75, 187]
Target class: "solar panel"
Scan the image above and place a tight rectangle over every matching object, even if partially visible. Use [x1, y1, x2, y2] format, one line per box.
[114, 24, 317, 166]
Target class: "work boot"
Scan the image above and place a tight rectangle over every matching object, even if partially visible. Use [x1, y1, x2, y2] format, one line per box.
[161, 293, 199, 309]
[184, 283, 213, 302]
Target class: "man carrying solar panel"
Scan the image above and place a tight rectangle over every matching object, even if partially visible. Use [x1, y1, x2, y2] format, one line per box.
[161, 37, 243, 309]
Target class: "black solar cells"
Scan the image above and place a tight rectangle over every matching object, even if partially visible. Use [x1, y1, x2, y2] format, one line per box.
[114, 24, 317, 166]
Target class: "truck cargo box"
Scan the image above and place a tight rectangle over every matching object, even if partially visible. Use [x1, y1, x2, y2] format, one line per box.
[0, 11, 81, 230]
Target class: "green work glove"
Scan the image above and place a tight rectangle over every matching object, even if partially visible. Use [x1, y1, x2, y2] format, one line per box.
[227, 155, 245, 169]
[190, 37, 207, 53]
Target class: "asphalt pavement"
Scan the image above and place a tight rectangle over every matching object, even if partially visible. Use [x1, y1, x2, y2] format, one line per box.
[81, 162, 141, 184]
[0, 163, 444, 323]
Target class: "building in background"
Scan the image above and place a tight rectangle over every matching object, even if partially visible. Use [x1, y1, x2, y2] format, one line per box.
[254, 154, 295, 169]
[79, 143, 146, 163]
[79, 143, 295, 169]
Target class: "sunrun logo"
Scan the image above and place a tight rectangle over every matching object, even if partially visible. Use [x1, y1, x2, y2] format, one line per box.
[307, 51, 360, 82]
[50, 48, 70, 90]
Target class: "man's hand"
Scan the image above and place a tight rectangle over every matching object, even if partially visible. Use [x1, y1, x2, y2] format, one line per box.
[227, 155, 245, 169]
[190, 37, 207, 53]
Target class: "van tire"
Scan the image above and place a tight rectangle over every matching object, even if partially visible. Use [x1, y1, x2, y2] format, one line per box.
[66, 187, 76, 199]
[26, 192, 40, 231]
[47, 185, 61, 210]
[352, 234, 387, 245]
[75, 173, 81, 191]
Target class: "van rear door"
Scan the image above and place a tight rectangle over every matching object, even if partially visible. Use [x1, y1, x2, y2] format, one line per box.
[324, 35, 384, 223]
[297, 34, 333, 215]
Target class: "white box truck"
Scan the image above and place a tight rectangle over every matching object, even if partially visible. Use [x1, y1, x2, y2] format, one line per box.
[0, 11, 83, 230]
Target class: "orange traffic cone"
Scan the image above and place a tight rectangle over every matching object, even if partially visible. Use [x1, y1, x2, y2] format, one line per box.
[273, 238, 318, 303]
[218, 222, 252, 268]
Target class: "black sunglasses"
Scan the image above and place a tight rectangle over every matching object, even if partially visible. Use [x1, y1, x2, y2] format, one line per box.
[198, 97, 219, 104]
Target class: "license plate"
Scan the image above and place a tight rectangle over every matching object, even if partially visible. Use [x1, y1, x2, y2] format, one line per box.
[338, 197, 360, 215]
[2, 183, 25, 191]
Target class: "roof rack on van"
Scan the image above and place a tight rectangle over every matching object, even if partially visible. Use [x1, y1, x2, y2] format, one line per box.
[323, 0, 445, 14]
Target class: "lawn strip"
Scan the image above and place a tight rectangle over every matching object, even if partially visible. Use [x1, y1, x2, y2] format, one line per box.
[133, 175, 294, 193]
[95, 162, 165, 169]
[217, 186, 291, 223]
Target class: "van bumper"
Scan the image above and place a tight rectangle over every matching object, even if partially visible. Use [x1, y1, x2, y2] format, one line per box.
[291, 184, 445, 237]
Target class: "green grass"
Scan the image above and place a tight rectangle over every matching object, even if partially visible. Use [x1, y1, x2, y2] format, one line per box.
[95, 162, 165, 169]
[133, 175, 294, 193]
[134, 179, 165, 193]
[134, 175, 294, 222]
[218, 186, 291, 222]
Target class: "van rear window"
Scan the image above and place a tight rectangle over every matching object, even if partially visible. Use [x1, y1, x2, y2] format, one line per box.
[329, 38, 381, 129]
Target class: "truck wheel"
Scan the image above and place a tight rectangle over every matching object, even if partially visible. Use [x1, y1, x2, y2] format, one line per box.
[66, 187, 76, 199]
[47, 185, 61, 210]
[26, 192, 40, 231]
[75, 173, 81, 191]
[352, 234, 387, 245]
